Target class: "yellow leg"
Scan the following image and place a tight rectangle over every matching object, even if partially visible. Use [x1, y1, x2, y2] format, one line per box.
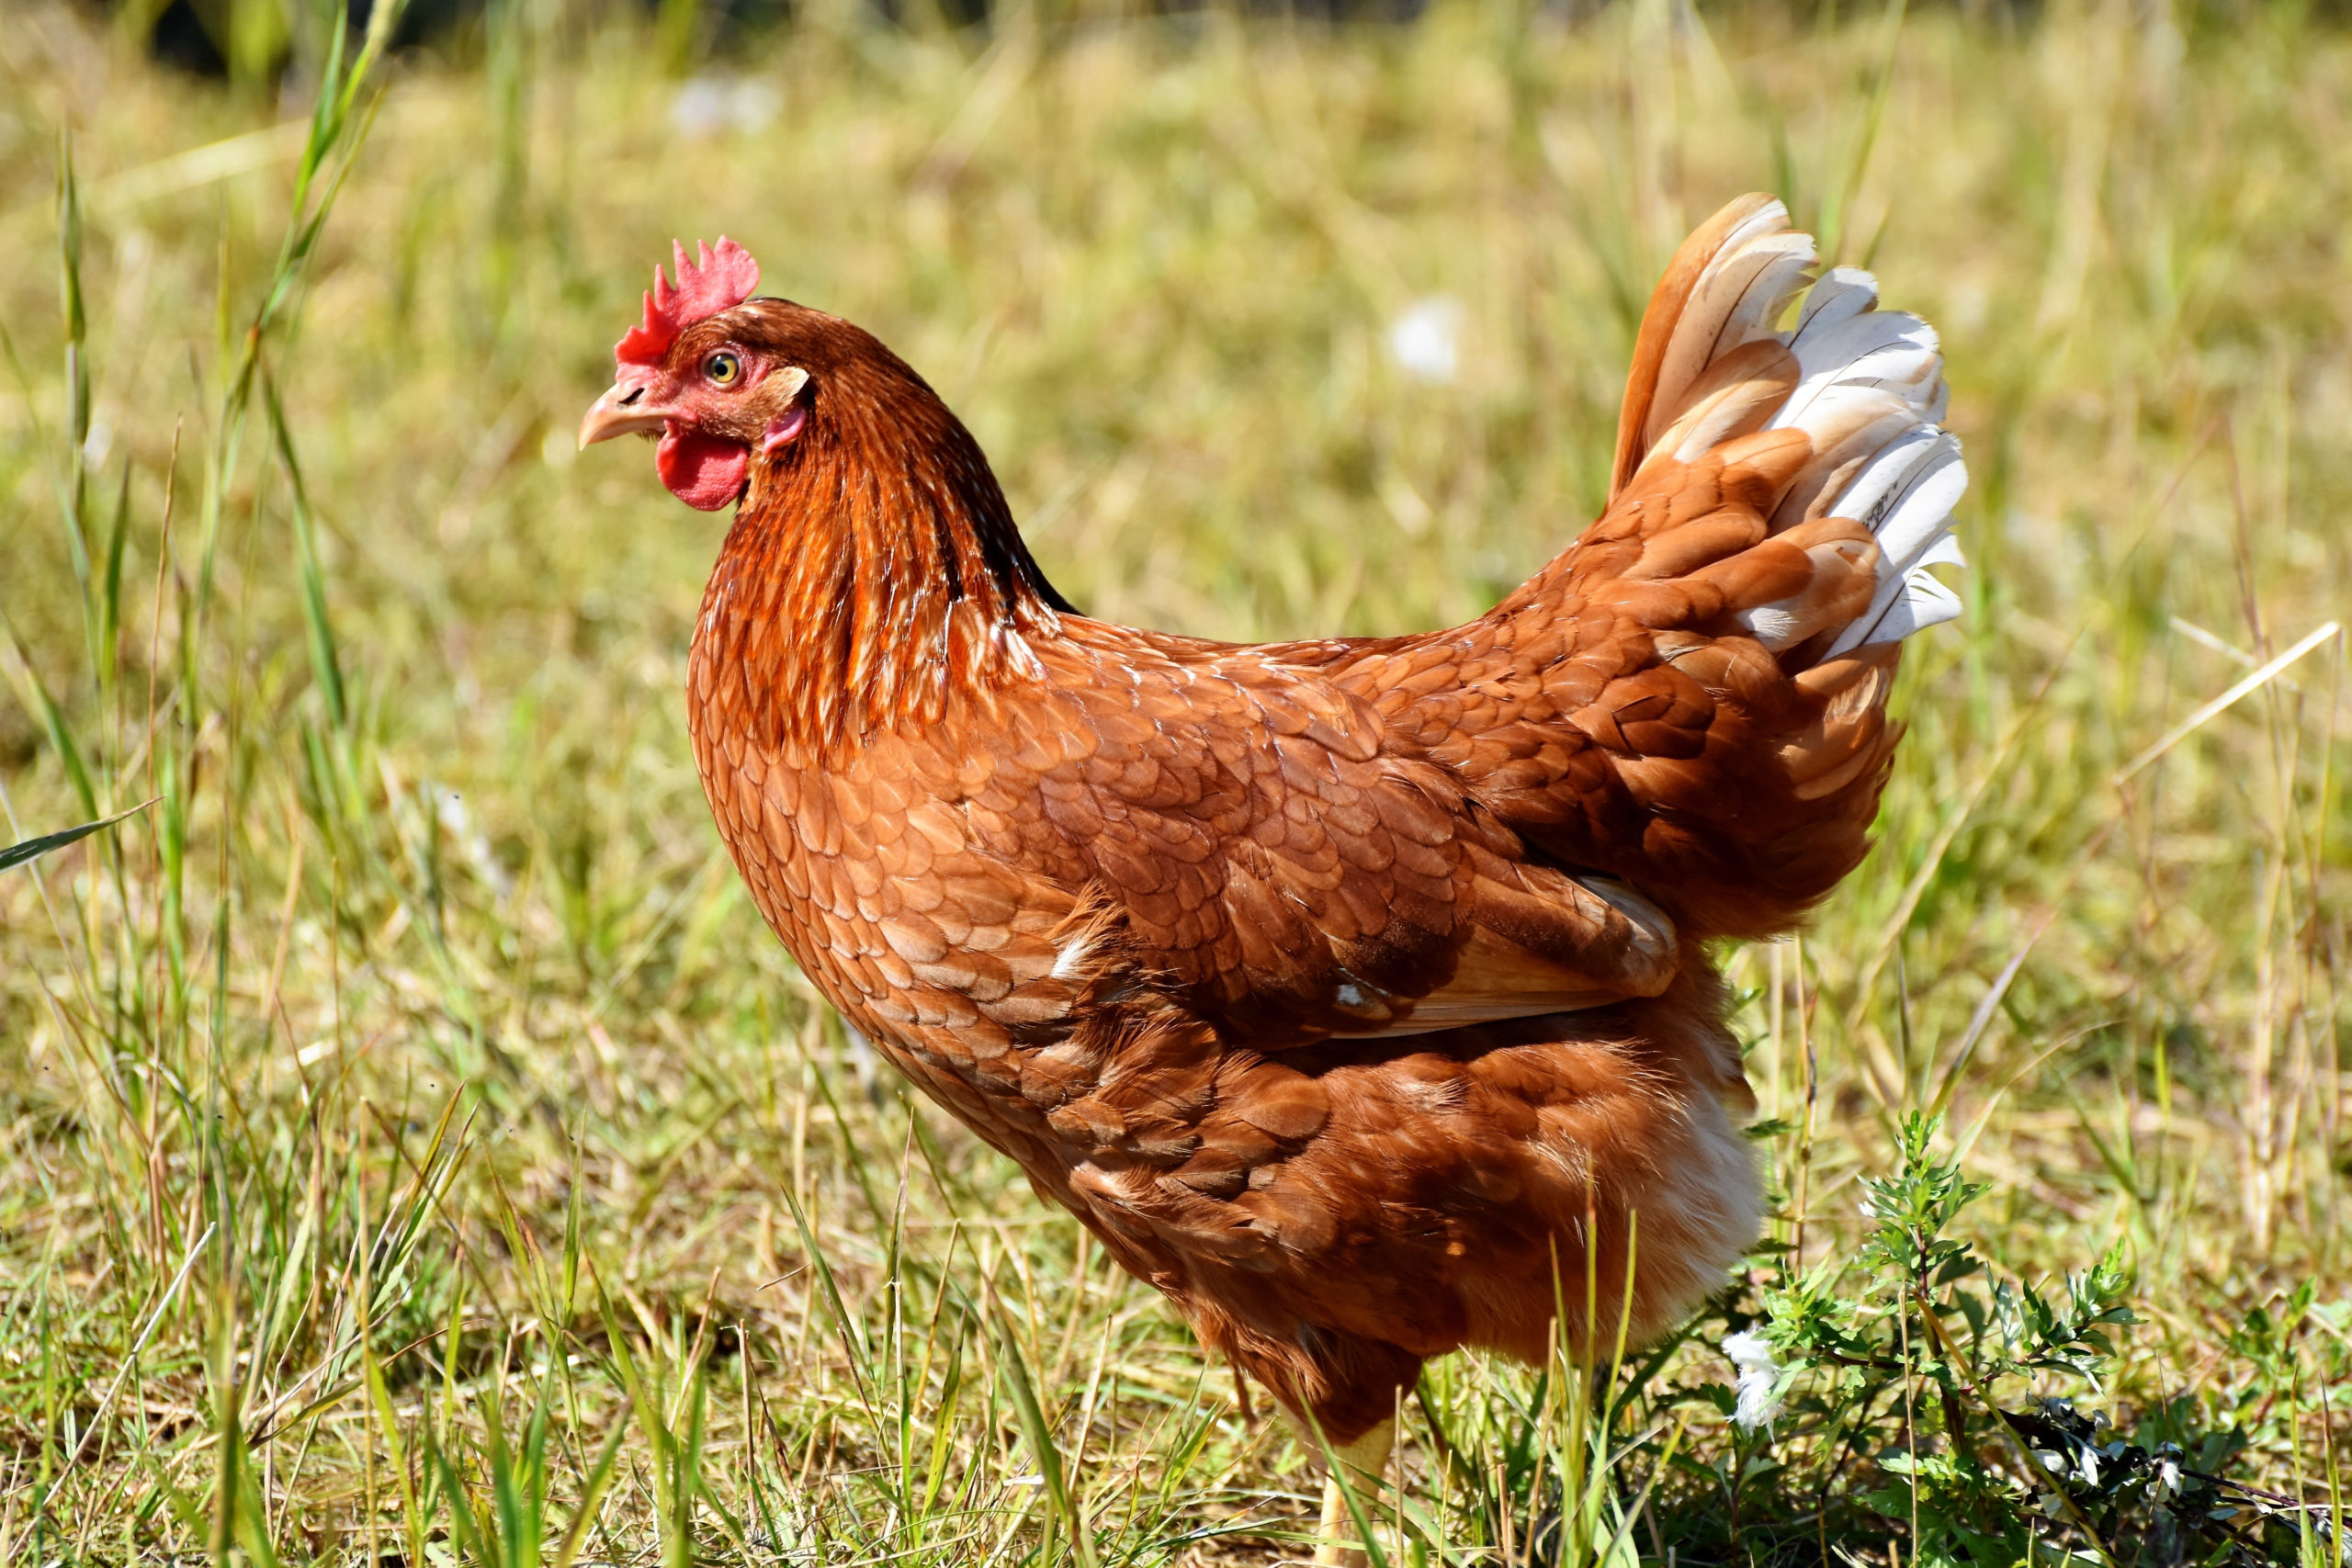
[1311, 1418, 1396, 1567]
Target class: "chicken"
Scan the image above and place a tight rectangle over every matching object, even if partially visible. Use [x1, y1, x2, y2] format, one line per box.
[580, 196, 1964, 1555]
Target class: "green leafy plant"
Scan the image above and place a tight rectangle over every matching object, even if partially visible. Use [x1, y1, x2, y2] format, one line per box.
[1708, 1113, 2307, 1568]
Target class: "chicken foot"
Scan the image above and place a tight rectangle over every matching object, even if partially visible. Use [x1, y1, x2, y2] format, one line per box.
[1311, 1417, 1396, 1568]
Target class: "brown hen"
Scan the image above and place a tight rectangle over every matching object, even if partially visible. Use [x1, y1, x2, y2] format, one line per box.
[581, 197, 1966, 1552]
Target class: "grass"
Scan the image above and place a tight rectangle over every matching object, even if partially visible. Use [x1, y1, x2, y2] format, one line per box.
[0, 0, 2347, 1561]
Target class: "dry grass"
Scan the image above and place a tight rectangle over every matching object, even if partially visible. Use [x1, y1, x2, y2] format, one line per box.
[0, 0, 2347, 1561]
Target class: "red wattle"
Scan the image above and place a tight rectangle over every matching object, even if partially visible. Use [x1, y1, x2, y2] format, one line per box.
[656, 425, 750, 511]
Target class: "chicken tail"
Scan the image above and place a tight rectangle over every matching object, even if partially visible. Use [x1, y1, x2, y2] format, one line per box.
[1485, 195, 1968, 937]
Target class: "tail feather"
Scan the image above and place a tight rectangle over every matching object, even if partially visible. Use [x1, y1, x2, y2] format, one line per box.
[1646, 340, 1802, 470]
[1609, 193, 1786, 496]
[1826, 430, 1968, 655]
[1645, 231, 1817, 448]
[1612, 197, 1968, 668]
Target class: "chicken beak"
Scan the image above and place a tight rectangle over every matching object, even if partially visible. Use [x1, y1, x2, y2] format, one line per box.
[579, 380, 674, 449]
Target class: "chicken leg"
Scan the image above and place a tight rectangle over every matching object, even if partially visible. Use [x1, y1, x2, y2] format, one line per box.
[1312, 1418, 1396, 1567]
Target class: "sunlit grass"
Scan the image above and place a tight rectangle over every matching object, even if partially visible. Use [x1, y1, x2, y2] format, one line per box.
[1, 0, 2346, 1561]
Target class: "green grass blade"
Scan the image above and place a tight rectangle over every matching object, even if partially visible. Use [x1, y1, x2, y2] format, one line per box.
[1, 799, 155, 875]
[992, 1302, 1098, 1568]
[261, 372, 347, 731]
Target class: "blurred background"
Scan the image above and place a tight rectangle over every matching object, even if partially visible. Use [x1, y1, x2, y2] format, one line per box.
[2, 0, 2346, 1561]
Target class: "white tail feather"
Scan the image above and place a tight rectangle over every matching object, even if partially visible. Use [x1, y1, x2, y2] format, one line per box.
[1795, 265, 1879, 334]
[1674, 200, 1968, 658]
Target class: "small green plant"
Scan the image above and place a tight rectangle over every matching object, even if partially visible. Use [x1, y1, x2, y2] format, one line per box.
[1696, 1113, 2314, 1567]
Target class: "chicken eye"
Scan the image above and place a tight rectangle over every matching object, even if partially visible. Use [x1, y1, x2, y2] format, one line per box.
[704, 351, 743, 387]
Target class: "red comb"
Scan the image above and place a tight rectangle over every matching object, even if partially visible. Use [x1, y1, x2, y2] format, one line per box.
[615, 237, 762, 367]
